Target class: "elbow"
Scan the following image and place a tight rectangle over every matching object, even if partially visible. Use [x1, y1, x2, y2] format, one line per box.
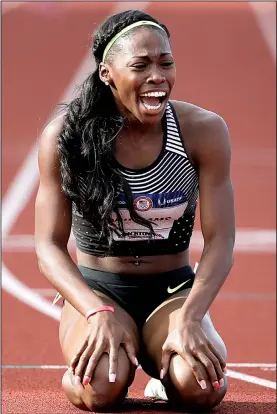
[35, 239, 66, 277]
[224, 236, 235, 271]
[35, 242, 51, 276]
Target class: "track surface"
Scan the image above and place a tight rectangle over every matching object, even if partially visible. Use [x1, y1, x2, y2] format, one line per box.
[2, 2, 276, 413]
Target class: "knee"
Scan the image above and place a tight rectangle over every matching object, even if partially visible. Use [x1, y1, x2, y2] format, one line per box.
[164, 354, 228, 412]
[62, 348, 135, 412]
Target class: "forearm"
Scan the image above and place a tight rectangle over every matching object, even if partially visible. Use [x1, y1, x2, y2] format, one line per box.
[36, 242, 105, 316]
[181, 237, 234, 322]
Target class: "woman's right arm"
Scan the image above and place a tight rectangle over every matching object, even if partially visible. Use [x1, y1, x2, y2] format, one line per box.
[35, 116, 106, 316]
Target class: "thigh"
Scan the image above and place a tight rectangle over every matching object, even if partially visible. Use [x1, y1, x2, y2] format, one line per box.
[140, 288, 227, 378]
[59, 289, 140, 365]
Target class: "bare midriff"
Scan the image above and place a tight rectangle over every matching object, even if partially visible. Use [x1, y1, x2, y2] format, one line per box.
[76, 248, 191, 275]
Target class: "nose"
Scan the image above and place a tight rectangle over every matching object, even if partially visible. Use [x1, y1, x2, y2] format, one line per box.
[147, 67, 166, 84]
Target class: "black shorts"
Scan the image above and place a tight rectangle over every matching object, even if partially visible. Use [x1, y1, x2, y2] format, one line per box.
[78, 265, 195, 327]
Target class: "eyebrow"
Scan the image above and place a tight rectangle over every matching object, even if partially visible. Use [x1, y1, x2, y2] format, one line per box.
[131, 53, 172, 59]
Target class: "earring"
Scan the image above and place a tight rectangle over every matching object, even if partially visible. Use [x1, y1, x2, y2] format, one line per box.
[104, 81, 109, 86]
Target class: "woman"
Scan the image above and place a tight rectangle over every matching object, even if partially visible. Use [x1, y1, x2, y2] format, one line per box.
[35, 9, 235, 413]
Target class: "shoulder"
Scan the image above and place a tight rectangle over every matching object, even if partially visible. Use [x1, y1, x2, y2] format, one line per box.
[169, 100, 229, 137]
[40, 113, 66, 148]
[38, 113, 66, 170]
[169, 100, 231, 164]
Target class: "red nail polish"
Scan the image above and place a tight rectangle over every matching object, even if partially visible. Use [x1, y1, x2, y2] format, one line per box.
[83, 376, 91, 386]
[213, 382, 220, 391]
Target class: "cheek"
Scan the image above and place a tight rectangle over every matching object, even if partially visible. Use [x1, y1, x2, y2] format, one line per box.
[116, 78, 139, 105]
[168, 69, 176, 88]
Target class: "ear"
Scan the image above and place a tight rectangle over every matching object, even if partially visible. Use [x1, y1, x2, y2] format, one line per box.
[99, 62, 112, 85]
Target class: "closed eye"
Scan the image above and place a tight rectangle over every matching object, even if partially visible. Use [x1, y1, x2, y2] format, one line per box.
[160, 61, 174, 67]
[131, 63, 147, 69]
[131, 61, 174, 70]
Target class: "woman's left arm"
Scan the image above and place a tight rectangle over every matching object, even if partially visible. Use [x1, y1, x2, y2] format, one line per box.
[160, 112, 235, 388]
[181, 113, 235, 322]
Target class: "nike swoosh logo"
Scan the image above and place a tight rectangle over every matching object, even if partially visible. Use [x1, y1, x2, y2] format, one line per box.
[167, 279, 192, 294]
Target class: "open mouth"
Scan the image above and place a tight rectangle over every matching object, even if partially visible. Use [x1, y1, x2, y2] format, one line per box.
[139, 91, 167, 112]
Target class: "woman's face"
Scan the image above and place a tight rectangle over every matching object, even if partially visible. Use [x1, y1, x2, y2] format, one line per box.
[101, 27, 176, 124]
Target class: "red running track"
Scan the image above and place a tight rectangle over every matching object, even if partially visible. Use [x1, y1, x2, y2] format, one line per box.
[2, 2, 276, 413]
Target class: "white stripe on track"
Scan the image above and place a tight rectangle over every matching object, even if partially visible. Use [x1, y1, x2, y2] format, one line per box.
[249, 1, 276, 64]
[227, 369, 276, 390]
[2, 363, 275, 390]
[2, 230, 276, 253]
[227, 363, 276, 368]
[2, 264, 61, 321]
[2, 363, 275, 370]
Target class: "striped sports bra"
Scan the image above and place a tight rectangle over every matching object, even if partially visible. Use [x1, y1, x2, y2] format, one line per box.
[72, 102, 199, 257]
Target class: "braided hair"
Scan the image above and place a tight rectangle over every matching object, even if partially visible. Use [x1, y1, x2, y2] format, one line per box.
[58, 10, 170, 245]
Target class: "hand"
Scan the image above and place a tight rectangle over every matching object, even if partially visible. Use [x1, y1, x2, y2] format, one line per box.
[70, 311, 138, 387]
[160, 320, 226, 390]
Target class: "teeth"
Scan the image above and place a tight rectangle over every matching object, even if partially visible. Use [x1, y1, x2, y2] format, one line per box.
[143, 102, 162, 110]
[140, 91, 166, 97]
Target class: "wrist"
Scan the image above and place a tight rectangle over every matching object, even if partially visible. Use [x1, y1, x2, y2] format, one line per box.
[179, 310, 203, 325]
[86, 305, 115, 322]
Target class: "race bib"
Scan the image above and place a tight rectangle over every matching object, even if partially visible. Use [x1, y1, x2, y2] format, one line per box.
[113, 191, 188, 241]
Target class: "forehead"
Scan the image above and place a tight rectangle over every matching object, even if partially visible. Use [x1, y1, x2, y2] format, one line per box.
[119, 27, 171, 57]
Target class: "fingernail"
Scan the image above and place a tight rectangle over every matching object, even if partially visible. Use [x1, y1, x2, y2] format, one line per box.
[213, 381, 220, 391]
[109, 373, 116, 383]
[135, 358, 139, 367]
[74, 376, 81, 386]
[199, 380, 207, 390]
[83, 376, 91, 386]
[219, 378, 225, 388]
[224, 367, 228, 374]
[160, 369, 164, 379]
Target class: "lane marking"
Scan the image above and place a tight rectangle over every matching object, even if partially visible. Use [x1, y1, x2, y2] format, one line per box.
[1, 2, 149, 321]
[227, 363, 276, 368]
[31, 288, 276, 301]
[3, 230, 276, 253]
[227, 369, 276, 390]
[2, 264, 61, 321]
[249, 1, 276, 64]
[2, 363, 276, 370]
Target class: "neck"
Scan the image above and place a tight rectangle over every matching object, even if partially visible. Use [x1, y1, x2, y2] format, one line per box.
[123, 117, 163, 138]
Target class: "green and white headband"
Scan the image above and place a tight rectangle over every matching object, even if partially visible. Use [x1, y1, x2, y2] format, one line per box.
[102, 20, 167, 62]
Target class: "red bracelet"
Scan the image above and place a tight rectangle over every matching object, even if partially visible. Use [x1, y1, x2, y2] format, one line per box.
[85, 305, 115, 321]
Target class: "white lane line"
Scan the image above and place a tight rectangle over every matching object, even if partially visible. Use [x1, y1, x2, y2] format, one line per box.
[3, 229, 276, 253]
[2, 364, 275, 389]
[249, 1, 276, 64]
[227, 363, 276, 368]
[2, 363, 276, 370]
[2, 365, 68, 369]
[2, 1, 149, 321]
[2, 264, 61, 320]
[227, 369, 276, 390]
[31, 288, 276, 302]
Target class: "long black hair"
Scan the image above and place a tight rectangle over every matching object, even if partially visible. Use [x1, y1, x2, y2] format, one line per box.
[58, 10, 170, 245]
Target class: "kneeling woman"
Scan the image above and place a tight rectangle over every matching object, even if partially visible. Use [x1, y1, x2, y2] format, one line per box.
[35, 9, 235, 413]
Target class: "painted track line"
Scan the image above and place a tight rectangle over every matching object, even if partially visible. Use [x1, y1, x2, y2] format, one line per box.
[249, 1, 276, 64]
[31, 288, 276, 301]
[2, 365, 276, 390]
[2, 363, 275, 370]
[227, 369, 276, 390]
[3, 230, 276, 253]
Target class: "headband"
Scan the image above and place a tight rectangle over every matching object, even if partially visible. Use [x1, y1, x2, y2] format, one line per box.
[102, 20, 167, 62]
